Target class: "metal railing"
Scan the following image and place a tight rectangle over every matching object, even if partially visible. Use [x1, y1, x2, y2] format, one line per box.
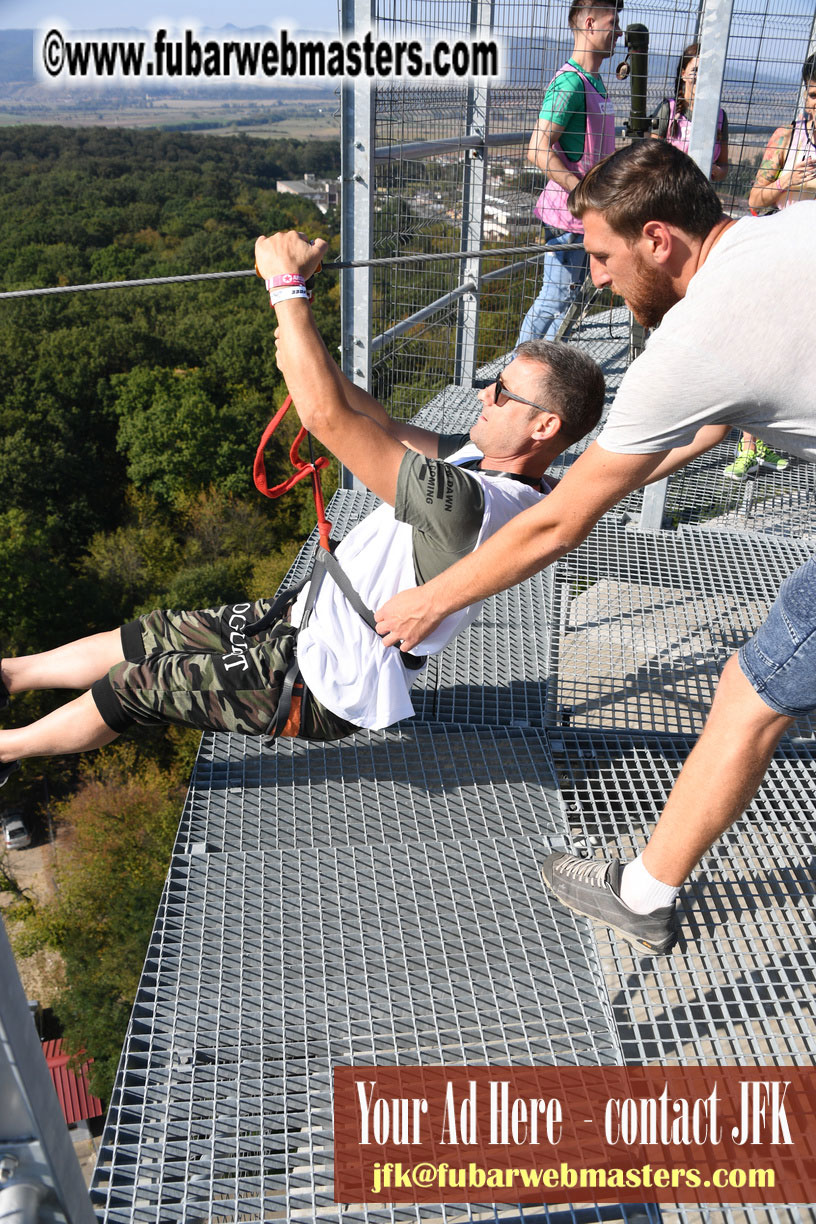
[0, 919, 96, 1224]
[342, 0, 814, 522]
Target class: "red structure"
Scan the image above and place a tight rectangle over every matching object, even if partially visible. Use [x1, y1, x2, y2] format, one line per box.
[42, 1039, 103, 1126]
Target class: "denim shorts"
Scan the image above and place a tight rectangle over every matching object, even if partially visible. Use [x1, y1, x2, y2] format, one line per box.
[738, 557, 816, 717]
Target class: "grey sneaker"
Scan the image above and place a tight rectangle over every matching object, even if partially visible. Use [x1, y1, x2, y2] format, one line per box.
[541, 852, 678, 955]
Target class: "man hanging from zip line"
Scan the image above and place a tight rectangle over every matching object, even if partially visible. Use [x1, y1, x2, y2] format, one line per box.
[0, 230, 605, 778]
[375, 139, 816, 957]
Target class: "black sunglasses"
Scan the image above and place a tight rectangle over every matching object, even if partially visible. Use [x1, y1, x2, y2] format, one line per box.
[493, 371, 548, 414]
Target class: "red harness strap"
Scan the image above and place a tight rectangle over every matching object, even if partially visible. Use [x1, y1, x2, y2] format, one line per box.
[253, 394, 333, 553]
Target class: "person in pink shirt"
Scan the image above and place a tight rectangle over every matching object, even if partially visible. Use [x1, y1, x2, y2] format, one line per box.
[517, 0, 622, 345]
[654, 42, 728, 183]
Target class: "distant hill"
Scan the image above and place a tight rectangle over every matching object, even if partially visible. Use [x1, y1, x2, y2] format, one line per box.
[0, 29, 33, 83]
[0, 23, 800, 123]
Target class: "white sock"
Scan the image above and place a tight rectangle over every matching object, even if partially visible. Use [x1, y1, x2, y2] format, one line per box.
[620, 854, 680, 914]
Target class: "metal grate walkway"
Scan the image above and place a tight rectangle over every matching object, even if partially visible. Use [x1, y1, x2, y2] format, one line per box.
[90, 318, 816, 1223]
[175, 725, 565, 854]
[548, 728, 816, 1066]
[546, 519, 814, 737]
[92, 767, 627, 1222]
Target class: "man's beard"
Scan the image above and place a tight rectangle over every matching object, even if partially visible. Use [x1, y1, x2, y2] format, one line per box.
[625, 253, 681, 329]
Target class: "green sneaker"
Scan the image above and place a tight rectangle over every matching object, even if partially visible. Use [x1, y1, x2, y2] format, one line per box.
[756, 439, 789, 471]
[723, 443, 758, 482]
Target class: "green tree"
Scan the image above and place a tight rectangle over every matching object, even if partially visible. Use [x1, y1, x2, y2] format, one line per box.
[17, 753, 183, 1101]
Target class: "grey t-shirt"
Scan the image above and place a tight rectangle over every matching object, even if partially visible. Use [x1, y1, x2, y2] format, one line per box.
[596, 203, 816, 462]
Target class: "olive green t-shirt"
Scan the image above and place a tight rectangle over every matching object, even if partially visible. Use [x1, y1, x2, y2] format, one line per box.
[394, 439, 485, 585]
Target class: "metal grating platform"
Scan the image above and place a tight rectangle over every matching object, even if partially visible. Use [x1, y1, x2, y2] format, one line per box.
[174, 725, 565, 855]
[411, 574, 552, 726]
[91, 839, 623, 1224]
[547, 728, 816, 1067]
[546, 520, 814, 737]
[663, 443, 815, 537]
[665, 1210, 814, 1224]
[90, 318, 816, 1221]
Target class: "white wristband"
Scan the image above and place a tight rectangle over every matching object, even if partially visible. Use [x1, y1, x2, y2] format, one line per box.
[268, 286, 311, 308]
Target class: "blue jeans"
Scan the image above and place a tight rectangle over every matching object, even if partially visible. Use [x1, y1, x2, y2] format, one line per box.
[738, 558, 816, 717]
[516, 229, 588, 345]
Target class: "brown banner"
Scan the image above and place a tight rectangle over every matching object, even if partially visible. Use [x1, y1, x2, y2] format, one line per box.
[334, 1065, 816, 1205]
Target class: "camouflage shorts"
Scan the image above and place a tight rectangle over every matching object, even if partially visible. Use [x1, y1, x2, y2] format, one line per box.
[90, 600, 356, 741]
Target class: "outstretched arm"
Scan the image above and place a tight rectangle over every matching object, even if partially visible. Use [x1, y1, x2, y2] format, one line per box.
[255, 231, 439, 500]
[748, 126, 816, 209]
[333, 371, 449, 457]
[375, 441, 674, 650]
[636, 423, 729, 482]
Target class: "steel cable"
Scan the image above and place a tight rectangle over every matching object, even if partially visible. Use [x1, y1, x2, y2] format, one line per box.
[0, 239, 584, 301]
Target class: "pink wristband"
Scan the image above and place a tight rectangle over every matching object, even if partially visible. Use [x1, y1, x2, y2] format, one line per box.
[265, 273, 306, 290]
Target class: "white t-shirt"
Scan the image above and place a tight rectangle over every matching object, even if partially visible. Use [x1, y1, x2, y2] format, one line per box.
[596, 202, 816, 461]
[292, 443, 548, 730]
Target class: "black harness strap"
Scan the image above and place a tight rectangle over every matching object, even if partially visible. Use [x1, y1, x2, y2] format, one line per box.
[266, 665, 304, 738]
[302, 549, 427, 671]
[245, 580, 308, 637]
[248, 545, 428, 739]
[243, 583, 308, 736]
[455, 458, 546, 490]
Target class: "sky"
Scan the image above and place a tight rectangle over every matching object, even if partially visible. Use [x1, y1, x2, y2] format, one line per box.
[0, 0, 340, 32]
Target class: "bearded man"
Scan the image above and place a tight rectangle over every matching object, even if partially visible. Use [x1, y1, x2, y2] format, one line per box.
[375, 138, 816, 956]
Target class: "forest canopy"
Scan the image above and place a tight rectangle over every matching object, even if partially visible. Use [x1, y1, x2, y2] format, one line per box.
[0, 126, 341, 652]
[0, 126, 341, 1098]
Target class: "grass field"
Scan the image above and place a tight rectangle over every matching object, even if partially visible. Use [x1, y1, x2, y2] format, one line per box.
[0, 91, 339, 138]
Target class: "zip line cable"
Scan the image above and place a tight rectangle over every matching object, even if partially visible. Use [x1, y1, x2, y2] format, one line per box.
[0, 239, 583, 301]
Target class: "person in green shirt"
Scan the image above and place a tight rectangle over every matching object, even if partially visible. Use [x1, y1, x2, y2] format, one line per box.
[517, 0, 621, 345]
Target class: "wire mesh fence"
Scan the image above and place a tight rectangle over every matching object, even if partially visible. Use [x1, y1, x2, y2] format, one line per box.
[366, 0, 816, 441]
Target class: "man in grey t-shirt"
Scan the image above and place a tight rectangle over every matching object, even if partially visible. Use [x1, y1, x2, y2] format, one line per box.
[376, 139, 816, 956]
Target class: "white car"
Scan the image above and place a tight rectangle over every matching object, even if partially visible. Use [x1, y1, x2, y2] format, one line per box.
[3, 815, 31, 851]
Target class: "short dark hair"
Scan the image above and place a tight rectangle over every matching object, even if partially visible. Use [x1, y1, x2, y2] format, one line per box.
[516, 339, 605, 444]
[568, 0, 623, 29]
[569, 140, 724, 241]
[803, 52, 816, 85]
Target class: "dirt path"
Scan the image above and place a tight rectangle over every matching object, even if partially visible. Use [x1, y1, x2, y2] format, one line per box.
[2, 836, 65, 1005]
